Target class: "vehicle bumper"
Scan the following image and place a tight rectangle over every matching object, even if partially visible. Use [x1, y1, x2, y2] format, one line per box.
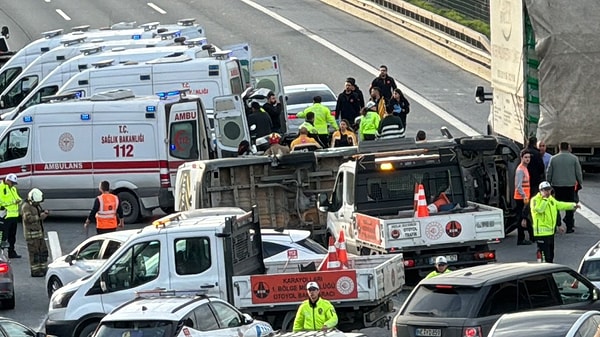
[158, 188, 174, 209]
[45, 318, 78, 337]
[0, 279, 13, 297]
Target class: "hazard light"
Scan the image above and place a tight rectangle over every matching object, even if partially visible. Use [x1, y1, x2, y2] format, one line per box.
[403, 259, 415, 267]
[23, 116, 33, 123]
[379, 162, 394, 171]
[131, 34, 142, 40]
[474, 251, 495, 260]
[146, 106, 156, 112]
[80, 114, 90, 121]
[156, 90, 182, 99]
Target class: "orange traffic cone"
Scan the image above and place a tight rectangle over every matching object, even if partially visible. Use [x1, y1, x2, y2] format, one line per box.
[318, 236, 341, 271]
[415, 184, 429, 218]
[428, 192, 450, 213]
[335, 231, 349, 269]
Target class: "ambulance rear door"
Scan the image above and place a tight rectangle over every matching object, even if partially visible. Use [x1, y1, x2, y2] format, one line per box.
[250, 55, 287, 133]
[165, 95, 212, 185]
[223, 43, 252, 88]
[212, 95, 249, 158]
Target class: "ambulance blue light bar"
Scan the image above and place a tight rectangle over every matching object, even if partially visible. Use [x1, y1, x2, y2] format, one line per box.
[156, 90, 181, 99]
[146, 106, 156, 112]
[131, 34, 142, 40]
[23, 116, 33, 123]
[81, 114, 90, 121]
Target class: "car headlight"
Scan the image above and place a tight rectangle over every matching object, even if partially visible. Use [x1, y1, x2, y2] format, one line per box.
[52, 290, 76, 309]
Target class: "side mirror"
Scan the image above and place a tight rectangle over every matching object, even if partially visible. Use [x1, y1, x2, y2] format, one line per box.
[440, 126, 453, 140]
[65, 255, 74, 265]
[242, 313, 254, 325]
[100, 273, 108, 293]
[593, 288, 599, 301]
[475, 86, 492, 104]
[317, 193, 330, 212]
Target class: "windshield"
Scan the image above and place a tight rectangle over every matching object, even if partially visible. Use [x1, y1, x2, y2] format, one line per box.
[286, 89, 336, 105]
[95, 321, 173, 337]
[297, 238, 328, 254]
[581, 260, 600, 281]
[402, 284, 482, 318]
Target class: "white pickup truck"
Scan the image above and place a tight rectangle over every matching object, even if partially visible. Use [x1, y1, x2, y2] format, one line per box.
[46, 207, 404, 337]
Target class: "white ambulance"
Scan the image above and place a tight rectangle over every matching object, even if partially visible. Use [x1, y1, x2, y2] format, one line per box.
[0, 89, 213, 223]
[0, 18, 205, 104]
[1, 38, 211, 119]
[0, 31, 197, 116]
[54, 52, 287, 155]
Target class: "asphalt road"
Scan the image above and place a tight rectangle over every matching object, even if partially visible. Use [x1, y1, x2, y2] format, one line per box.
[1, 0, 600, 336]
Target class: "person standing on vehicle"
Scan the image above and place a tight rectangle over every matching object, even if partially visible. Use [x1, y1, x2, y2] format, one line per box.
[531, 181, 579, 263]
[262, 91, 282, 133]
[297, 96, 338, 147]
[293, 281, 338, 332]
[84, 181, 124, 234]
[425, 256, 452, 279]
[330, 119, 357, 148]
[546, 142, 583, 233]
[335, 80, 361, 124]
[514, 150, 534, 245]
[387, 88, 410, 129]
[370, 65, 397, 100]
[20, 188, 49, 277]
[0, 173, 22, 258]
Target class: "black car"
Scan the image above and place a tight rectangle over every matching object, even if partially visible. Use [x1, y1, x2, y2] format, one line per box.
[488, 310, 600, 337]
[393, 262, 600, 337]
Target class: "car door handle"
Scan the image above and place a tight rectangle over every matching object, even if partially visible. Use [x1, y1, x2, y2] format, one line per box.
[200, 283, 215, 289]
[20, 165, 27, 172]
[339, 213, 344, 218]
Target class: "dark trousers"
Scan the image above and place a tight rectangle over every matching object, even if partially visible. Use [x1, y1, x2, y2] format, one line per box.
[536, 235, 555, 263]
[553, 186, 575, 230]
[515, 199, 533, 243]
[0, 217, 19, 252]
[317, 134, 330, 148]
[363, 134, 376, 141]
[96, 227, 117, 235]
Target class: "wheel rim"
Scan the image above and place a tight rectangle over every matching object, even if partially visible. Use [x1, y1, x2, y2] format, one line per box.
[121, 200, 132, 217]
[49, 277, 62, 296]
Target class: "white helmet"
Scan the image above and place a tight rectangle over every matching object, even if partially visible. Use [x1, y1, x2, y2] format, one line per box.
[28, 188, 44, 203]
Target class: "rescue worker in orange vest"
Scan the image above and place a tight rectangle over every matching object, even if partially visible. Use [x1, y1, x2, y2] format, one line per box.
[84, 181, 124, 234]
[514, 150, 534, 245]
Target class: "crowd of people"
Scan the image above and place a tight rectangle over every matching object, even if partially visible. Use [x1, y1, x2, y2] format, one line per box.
[512, 137, 583, 263]
[240, 65, 429, 155]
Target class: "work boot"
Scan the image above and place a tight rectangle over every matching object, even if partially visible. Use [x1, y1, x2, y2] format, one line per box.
[8, 251, 21, 258]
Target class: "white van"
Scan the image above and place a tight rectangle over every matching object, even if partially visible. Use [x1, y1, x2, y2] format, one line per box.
[1, 39, 211, 119]
[0, 19, 205, 107]
[0, 89, 213, 222]
[0, 31, 195, 115]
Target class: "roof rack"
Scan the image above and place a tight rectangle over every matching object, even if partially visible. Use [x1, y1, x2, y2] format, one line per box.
[41, 91, 80, 103]
[42, 29, 63, 39]
[80, 46, 104, 56]
[71, 25, 91, 32]
[184, 37, 207, 47]
[89, 89, 135, 101]
[139, 21, 160, 31]
[61, 36, 87, 46]
[177, 18, 196, 26]
[91, 59, 115, 68]
[110, 21, 137, 30]
[135, 289, 208, 298]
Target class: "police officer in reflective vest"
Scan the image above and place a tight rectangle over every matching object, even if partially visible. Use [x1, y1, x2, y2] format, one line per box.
[20, 188, 49, 277]
[0, 173, 22, 258]
[84, 181, 124, 234]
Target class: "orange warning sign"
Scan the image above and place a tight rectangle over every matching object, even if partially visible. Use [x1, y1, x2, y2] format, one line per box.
[356, 213, 382, 244]
[250, 270, 358, 304]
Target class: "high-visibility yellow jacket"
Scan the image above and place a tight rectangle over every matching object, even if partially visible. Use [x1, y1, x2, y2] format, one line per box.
[359, 111, 380, 140]
[531, 193, 576, 237]
[425, 268, 452, 279]
[298, 103, 338, 135]
[0, 182, 21, 218]
[292, 297, 338, 332]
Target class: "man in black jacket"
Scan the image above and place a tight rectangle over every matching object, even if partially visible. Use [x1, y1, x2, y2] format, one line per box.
[335, 80, 361, 123]
[370, 65, 397, 100]
[526, 136, 546, 196]
[262, 91, 282, 133]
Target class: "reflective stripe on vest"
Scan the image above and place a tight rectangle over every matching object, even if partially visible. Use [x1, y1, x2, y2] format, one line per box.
[514, 164, 530, 200]
[96, 194, 118, 229]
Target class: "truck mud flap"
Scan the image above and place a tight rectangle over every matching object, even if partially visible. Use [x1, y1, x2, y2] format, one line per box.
[459, 136, 498, 151]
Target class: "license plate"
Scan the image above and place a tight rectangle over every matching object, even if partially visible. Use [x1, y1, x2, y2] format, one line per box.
[429, 255, 458, 264]
[416, 328, 442, 337]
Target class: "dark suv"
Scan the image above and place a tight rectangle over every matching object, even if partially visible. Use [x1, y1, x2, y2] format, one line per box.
[393, 262, 600, 337]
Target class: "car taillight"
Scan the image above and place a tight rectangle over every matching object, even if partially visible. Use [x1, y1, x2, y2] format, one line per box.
[288, 114, 297, 119]
[403, 259, 415, 267]
[474, 251, 495, 260]
[463, 326, 482, 337]
[0, 263, 10, 273]
[330, 111, 336, 116]
[159, 161, 171, 188]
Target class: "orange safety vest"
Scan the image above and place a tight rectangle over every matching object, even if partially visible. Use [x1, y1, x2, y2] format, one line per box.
[96, 193, 119, 229]
[514, 164, 530, 200]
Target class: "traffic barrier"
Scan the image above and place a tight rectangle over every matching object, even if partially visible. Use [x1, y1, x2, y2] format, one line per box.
[318, 0, 491, 81]
[427, 192, 450, 213]
[335, 231, 349, 269]
[415, 184, 429, 218]
[318, 236, 342, 271]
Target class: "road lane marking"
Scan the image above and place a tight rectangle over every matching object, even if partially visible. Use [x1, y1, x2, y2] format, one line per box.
[239, 0, 479, 136]
[240, 0, 600, 228]
[55, 9, 71, 21]
[147, 2, 167, 14]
